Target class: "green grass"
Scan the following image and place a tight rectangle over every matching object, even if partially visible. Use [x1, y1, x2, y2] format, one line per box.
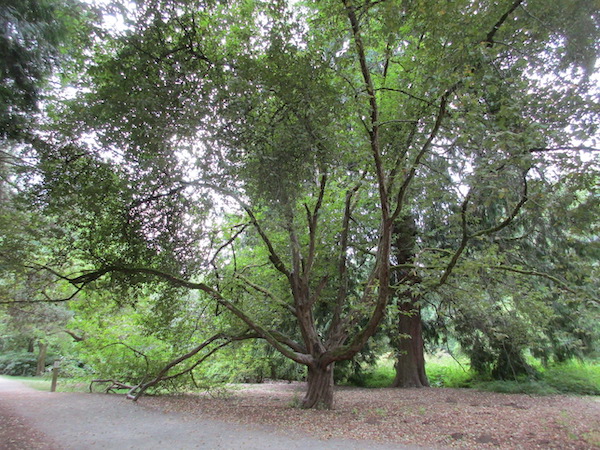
[357, 355, 600, 396]
[360, 353, 472, 388]
[541, 360, 600, 395]
[425, 354, 472, 388]
[472, 361, 600, 396]
[2, 375, 89, 393]
[362, 362, 395, 388]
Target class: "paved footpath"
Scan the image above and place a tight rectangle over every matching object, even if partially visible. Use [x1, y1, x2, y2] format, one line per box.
[0, 377, 421, 449]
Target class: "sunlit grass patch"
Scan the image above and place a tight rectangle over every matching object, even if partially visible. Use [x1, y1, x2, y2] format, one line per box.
[541, 360, 600, 395]
[3, 375, 89, 393]
[425, 354, 471, 388]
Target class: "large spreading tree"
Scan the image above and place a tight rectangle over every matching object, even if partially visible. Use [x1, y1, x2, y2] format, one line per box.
[4, 0, 599, 408]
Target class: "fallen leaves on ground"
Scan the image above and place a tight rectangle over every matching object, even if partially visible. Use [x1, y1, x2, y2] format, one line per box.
[141, 382, 600, 449]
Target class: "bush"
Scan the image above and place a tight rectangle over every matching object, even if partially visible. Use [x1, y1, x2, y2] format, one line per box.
[0, 351, 45, 376]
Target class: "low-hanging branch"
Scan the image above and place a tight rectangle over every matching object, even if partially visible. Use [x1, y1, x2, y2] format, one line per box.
[65, 265, 312, 366]
[127, 331, 258, 401]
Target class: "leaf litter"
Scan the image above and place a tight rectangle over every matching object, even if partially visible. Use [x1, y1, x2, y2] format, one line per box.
[140, 382, 600, 449]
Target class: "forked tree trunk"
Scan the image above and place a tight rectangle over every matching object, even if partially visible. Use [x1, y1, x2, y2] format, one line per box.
[302, 362, 335, 409]
[392, 302, 429, 388]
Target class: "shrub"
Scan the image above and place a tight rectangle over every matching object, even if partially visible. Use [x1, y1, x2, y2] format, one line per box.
[0, 351, 46, 376]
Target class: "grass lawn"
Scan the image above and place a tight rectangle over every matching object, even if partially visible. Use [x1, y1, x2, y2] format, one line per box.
[361, 354, 600, 395]
[2, 375, 88, 393]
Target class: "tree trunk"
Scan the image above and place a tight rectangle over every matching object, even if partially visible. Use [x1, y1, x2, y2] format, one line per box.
[392, 302, 429, 388]
[302, 362, 335, 409]
[390, 214, 429, 388]
[36, 340, 48, 376]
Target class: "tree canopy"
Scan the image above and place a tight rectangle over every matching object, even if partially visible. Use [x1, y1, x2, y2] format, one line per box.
[1, 0, 599, 408]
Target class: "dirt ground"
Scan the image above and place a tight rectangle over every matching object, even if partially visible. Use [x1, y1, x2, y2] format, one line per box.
[0, 376, 411, 449]
[1, 376, 599, 449]
[140, 381, 600, 449]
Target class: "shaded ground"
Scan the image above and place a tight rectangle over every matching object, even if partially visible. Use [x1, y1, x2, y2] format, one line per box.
[1, 376, 599, 448]
[0, 376, 413, 449]
[140, 381, 600, 449]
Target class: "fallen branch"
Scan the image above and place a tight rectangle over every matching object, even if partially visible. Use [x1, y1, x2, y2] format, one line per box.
[89, 379, 136, 394]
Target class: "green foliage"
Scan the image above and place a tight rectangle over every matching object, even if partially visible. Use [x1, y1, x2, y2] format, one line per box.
[0, 0, 95, 139]
[352, 354, 599, 396]
[2, 0, 599, 407]
[0, 351, 50, 376]
[541, 361, 600, 396]
[361, 364, 396, 389]
[460, 360, 600, 396]
[425, 356, 473, 388]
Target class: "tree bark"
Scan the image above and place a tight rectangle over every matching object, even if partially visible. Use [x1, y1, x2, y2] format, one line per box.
[392, 301, 429, 387]
[390, 215, 429, 388]
[302, 362, 335, 409]
[36, 340, 48, 376]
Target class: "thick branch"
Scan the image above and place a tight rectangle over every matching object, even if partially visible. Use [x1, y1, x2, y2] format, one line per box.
[438, 171, 529, 286]
[62, 330, 85, 342]
[304, 174, 328, 278]
[327, 177, 363, 347]
[343, 0, 388, 219]
[484, 0, 524, 47]
[129, 332, 254, 400]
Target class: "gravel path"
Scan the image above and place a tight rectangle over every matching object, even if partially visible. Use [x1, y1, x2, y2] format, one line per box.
[0, 376, 418, 449]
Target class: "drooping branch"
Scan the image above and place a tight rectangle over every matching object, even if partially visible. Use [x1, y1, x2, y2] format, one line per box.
[438, 170, 529, 286]
[128, 332, 256, 401]
[0, 286, 84, 305]
[65, 266, 312, 366]
[437, 190, 472, 286]
[469, 170, 529, 238]
[489, 265, 577, 294]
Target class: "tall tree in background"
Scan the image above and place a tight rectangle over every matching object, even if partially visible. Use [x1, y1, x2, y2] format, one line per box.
[7, 0, 599, 408]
